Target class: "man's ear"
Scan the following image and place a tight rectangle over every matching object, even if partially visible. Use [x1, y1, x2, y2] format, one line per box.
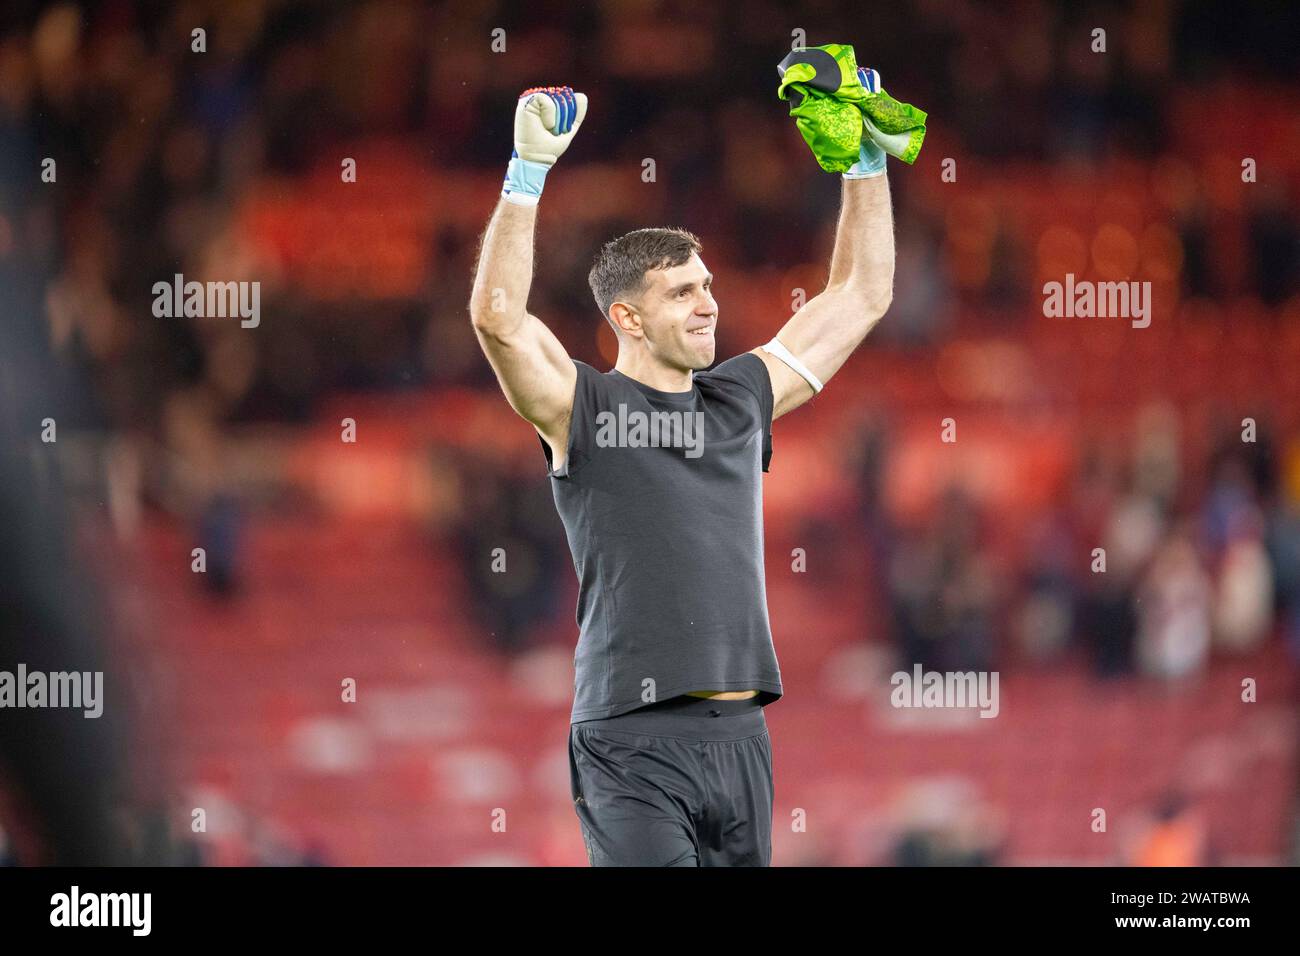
[610, 301, 642, 338]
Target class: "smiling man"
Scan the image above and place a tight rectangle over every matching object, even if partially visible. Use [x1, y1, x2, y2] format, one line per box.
[469, 77, 895, 866]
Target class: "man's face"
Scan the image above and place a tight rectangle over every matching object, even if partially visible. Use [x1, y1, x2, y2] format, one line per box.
[624, 253, 718, 371]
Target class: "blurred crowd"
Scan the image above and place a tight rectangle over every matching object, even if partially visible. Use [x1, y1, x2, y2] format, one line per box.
[4, 0, 1297, 435]
[858, 405, 1300, 680]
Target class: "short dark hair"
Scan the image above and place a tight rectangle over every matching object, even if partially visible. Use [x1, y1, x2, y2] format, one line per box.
[588, 227, 702, 330]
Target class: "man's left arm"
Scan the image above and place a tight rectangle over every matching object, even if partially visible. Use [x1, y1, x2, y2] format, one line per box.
[751, 172, 894, 420]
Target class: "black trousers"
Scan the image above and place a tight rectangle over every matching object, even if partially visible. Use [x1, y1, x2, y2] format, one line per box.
[568, 694, 773, 866]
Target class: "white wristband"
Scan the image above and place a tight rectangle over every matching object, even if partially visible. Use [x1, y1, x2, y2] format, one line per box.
[760, 337, 823, 394]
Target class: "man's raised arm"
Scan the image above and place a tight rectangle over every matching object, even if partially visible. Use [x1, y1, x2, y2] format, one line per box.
[754, 58, 923, 420]
[752, 172, 894, 420]
[468, 87, 588, 450]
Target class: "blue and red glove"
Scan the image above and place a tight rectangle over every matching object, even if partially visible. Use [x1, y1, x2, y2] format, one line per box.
[501, 85, 589, 206]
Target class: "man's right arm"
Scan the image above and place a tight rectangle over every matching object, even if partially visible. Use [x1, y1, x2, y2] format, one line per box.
[468, 197, 576, 458]
[468, 86, 587, 463]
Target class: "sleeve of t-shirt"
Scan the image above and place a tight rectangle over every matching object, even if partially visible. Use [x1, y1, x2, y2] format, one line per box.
[537, 359, 604, 479]
[704, 351, 774, 472]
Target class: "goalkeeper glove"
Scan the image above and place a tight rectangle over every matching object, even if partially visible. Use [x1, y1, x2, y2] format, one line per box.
[844, 67, 886, 179]
[502, 85, 588, 206]
[851, 67, 929, 173]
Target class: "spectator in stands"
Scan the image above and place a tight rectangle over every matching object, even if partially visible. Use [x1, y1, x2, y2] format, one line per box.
[1213, 508, 1274, 654]
[1125, 789, 1212, 867]
[1266, 488, 1300, 666]
[1016, 509, 1078, 662]
[1136, 526, 1212, 679]
[453, 449, 565, 655]
[888, 487, 998, 673]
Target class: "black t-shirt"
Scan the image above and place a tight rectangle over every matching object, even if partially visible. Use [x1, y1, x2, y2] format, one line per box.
[539, 352, 784, 723]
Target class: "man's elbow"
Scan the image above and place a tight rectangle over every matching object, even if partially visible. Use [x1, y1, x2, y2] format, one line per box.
[864, 287, 893, 321]
[469, 303, 493, 331]
[468, 274, 505, 327]
[833, 281, 893, 323]
[469, 294, 506, 333]
[468, 282, 492, 322]
[470, 303, 527, 343]
[469, 280, 532, 333]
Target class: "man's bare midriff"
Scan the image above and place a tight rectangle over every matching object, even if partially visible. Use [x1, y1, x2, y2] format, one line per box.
[684, 690, 759, 699]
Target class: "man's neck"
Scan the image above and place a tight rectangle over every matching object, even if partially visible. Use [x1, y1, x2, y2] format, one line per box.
[613, 352, 694, 393]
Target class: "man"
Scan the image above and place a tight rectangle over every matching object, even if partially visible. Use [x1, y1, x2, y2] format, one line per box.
[469, 71, 895, 865]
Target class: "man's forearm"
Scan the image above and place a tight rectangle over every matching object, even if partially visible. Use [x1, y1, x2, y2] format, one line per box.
[761, 170, 895, 399]
[825, 173, 894, 314]
[469, 198, 538, 334]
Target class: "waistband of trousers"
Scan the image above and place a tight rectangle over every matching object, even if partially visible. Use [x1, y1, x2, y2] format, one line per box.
[575, 694, 766, 741]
